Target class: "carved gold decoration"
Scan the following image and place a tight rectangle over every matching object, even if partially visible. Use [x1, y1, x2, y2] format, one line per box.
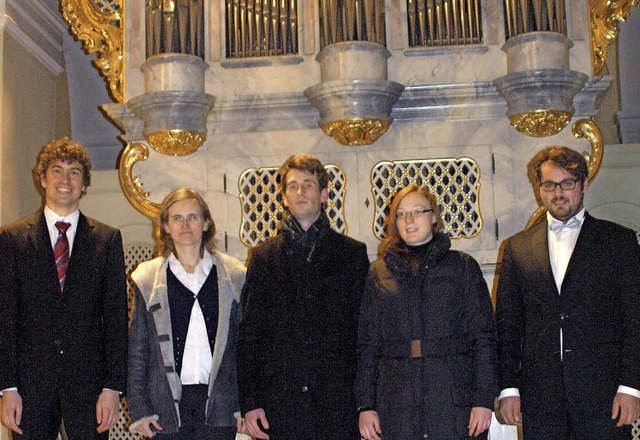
[118, 142, 161, 220]
[525, 118, 603, 230]
[590, 0, 639, 75]
[509, 110, 573, 137]
[145, 130, 207, 156]
[60, 0, 124, 102]
[322, 118, 390, 146]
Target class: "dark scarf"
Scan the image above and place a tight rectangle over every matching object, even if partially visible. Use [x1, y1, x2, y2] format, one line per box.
[280, 209, 331, 262]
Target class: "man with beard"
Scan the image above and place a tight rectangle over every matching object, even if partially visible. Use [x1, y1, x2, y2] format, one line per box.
[495, 146, 640, 439]
[237, 154, 369, 440]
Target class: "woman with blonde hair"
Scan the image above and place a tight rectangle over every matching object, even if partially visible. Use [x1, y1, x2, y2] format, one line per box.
[128, 188, 246, 439]
[355, 184, 498, 440]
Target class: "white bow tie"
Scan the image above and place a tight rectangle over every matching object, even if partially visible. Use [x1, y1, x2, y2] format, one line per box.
[550, 217, 581, 234]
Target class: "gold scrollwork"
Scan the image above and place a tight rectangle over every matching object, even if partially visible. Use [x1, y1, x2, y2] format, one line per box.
[509, 110, 573, 137]
[525, 118, 603, 230]
[145, 130, 207, 156]
[60, 0, 124, 102]
[590, 0, 639, 75]
[118, 142, 161, 220]
[322, 118, 391, 146]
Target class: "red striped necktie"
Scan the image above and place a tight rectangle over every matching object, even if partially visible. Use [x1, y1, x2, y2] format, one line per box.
[54, 221, 71, 291]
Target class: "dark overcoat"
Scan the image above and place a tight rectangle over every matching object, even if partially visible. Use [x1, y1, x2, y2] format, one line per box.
[237, 229, 370, 440]
[355, 233, 498, 440]
[0, 210, 128, 435]
[495, 213, 640, 437]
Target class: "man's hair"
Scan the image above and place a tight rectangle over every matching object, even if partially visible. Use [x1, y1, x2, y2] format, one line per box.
[32, 137, 92, 197]
[379, 184, 444, 256]
[277, 154, 329, 190]
[154, 188, 216, 257]
[531, 146, 588, 184]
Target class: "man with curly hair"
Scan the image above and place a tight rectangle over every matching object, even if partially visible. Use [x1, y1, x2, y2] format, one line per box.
[0, 137, 128, 439]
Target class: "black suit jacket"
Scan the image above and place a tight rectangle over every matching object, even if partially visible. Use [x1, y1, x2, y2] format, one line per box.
[0, 210, 128, 400]
[496, 212, 640, 410]
[237, 229, 370, 440]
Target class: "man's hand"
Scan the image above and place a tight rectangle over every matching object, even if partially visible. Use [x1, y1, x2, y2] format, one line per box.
[468, 406, 492, 437]
[1, 390, 24, 434]
[358, 410, 382, 440]
[96, 389, 120, 433]
[499, 396, 522, 426]
[244, 408, 270, 439]
[612, 393, 640, 427]
[236, 416, 245, 434]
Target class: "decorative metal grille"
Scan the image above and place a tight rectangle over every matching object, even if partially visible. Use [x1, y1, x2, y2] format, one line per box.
[94, 0, 121, 13]
[110, 245, 154, 440]
[238, 164, 347, 247]
[633, 419, 640, 440]
[371, 158, 482, 239]
[407, 0, 482, 47]
[225, 0, 299, 58]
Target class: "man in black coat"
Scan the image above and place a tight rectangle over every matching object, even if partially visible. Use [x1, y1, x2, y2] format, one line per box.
[237, 154, 370, 440]
[0, 138, 128, 439]
[496, 146, 640, 439]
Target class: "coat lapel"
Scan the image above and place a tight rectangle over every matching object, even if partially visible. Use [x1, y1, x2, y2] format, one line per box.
[527, 219, 559, 296]
[27, 212, 60, 294]
[63, 213, 94, 294]
[561, 213, 595, 294]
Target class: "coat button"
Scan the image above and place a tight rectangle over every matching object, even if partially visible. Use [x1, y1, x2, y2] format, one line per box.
[301, 385, 308, 392]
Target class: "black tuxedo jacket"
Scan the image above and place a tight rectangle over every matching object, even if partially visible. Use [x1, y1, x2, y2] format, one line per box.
[496, 212, 640, 410]
[0, 210, 128, 400]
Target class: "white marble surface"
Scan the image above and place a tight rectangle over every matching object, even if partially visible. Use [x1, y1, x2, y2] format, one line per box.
[141, 53, 208, 93]
[503, 32, 572, 72]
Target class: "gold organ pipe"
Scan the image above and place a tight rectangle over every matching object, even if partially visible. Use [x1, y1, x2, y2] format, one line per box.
[427, 0, 435, 45]
[290, 0, 297, 52]
[417, 0, 426, 46]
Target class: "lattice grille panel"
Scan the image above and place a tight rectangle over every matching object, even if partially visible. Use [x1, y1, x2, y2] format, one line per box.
[238, 164, 347, 247]
[109, 245, 154, 440]
[371, 158, 482, 239]
[94, 0, 121, 14]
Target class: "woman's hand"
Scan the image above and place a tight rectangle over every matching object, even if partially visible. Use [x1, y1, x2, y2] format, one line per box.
[359, 410, 382, 440]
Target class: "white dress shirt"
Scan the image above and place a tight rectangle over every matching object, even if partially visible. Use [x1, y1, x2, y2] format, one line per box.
[44, 205, 80, 254]
[167, 250, 215, 385]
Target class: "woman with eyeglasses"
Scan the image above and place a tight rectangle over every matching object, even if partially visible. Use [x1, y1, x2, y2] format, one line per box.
[127, 188, 246, 439]
[355, 184, 498, 440]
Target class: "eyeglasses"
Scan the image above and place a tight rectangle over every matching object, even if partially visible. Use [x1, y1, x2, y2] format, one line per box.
[539, 178, 580, 192]
[285, 181, 318, 193]
[396, 208, 433, 220]
[169, 214, 202, 224]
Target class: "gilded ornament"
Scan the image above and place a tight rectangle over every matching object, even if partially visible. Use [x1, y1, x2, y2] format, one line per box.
[509, 110, 573, 137]
[118, 142, 162, 220]
[525, 118, 603, 230]
[145, 130, 207, 156]
[60, 0, 124, 102]
[590, 0, 639, 75]
[322, 119, 391, 146]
